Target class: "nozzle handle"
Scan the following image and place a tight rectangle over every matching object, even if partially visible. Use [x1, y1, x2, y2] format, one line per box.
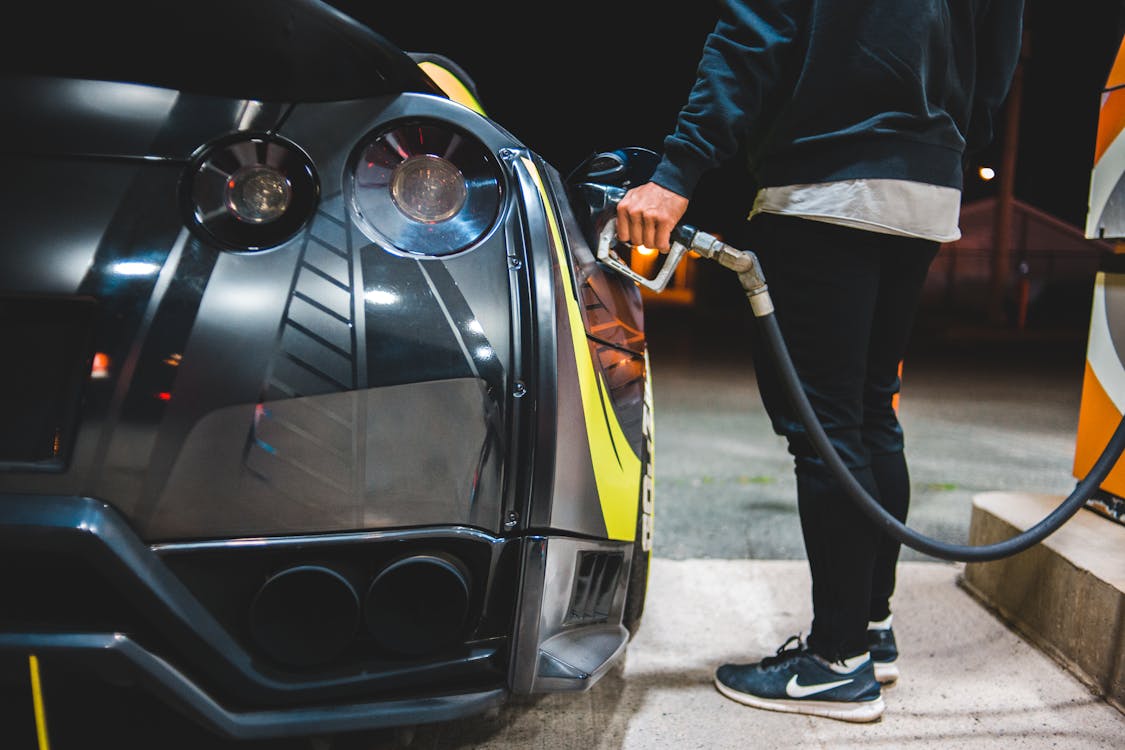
[596, 218, 691, 292]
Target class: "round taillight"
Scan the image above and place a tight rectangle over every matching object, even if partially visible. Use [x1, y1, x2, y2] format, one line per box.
[186, 134, 318, 251]
[347, 120, 501, 257]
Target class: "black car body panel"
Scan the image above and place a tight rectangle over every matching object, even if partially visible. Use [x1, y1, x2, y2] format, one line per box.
[0, 0, 653, 741]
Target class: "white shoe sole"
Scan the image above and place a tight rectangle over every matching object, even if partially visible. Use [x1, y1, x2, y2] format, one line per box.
[874, 661, 899, 684]
[714, 675, 885, 723]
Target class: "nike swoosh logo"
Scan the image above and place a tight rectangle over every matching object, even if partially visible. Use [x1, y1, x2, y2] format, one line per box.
[785, 674, 853, 698]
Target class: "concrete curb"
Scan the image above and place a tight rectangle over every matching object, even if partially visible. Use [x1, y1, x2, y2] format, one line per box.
[963, 492, 1125, 714]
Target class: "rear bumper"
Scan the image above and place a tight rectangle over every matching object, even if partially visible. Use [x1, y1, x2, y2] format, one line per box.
[0, 494, 632, 739]
[0, 494, 509, 739]
[2, 633, 505, 739]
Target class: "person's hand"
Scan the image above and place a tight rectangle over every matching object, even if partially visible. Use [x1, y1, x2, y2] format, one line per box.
[616, 182, 689, 252]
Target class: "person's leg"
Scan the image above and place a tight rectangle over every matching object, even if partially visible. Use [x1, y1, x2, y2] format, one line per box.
[865, 454, 907, 623]
[714, 214, 896, 722]
[746, 213, 883, 663]
[863, 238, 939, 622]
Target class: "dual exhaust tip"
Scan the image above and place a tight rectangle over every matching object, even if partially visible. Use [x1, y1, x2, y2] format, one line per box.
[248, 552, 471, 667]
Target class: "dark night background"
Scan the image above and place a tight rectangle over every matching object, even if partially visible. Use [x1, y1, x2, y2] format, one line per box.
[337, 1, 1124, 238]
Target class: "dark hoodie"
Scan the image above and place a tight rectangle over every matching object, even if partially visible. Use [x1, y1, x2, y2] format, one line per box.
[651, 0, 1025, 196]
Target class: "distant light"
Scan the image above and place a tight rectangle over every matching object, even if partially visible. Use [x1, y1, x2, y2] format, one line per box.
[90, 352, 110, 379]
[364, 289, 399, 306]
[978, 166, 996, 181]
[635, 244, 657, 257]
[111, 261, 161, 276]
[156, 391, 172, 401]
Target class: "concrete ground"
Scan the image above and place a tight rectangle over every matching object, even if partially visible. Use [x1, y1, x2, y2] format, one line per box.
[362, 559, 1123, 750]
[348, 305, 1125, 749]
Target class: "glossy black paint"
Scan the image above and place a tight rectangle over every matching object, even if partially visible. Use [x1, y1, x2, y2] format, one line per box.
[0, 91, 528, 540]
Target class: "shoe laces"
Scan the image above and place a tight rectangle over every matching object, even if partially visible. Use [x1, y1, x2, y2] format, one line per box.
[760, 634, 806, 667]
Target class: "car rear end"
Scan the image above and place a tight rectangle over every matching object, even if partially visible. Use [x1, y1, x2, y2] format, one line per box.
[0, 0, 651, 743]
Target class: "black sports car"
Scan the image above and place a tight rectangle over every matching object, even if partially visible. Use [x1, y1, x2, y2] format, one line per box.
[0, 1, 654, 744]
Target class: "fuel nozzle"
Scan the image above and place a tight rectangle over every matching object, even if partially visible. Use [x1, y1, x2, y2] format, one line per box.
[593, 209, 773, 316]
[668, 224, 774, 317]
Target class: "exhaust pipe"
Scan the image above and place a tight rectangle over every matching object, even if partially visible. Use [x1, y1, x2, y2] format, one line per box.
[364, 553, 471, 656]
[248, 564, 360, 667]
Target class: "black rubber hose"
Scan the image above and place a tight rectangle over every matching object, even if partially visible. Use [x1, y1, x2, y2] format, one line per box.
[759, 310, 1125, 562]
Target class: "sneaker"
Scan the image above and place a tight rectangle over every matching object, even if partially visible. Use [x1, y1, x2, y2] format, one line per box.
[867, 626, 899, 684]
[713, 636, 884, 723]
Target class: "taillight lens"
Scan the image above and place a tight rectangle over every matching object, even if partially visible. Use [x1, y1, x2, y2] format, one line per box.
[348, 120, 501, 257]
[226, 165, 292, 224]
[187, 134, 318, 251]
[390, 154, 467, 222]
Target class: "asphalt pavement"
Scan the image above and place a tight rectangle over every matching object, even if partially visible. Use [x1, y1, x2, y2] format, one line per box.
[643, 304, 1092, 563]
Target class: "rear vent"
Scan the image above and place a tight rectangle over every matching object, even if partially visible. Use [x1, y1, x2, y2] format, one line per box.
[564, 551, 623, 625]
[0, 296, 96, 471]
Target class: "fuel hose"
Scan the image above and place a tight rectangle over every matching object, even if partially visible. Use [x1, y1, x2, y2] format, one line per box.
[758, 308, 1125, 562]
[677, 223, 1125, 562]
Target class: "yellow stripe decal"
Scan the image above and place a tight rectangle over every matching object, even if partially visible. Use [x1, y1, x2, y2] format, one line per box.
[417, 61, 487, 116]
[521, 157, 641, 540]
[29, 654, 51, 750]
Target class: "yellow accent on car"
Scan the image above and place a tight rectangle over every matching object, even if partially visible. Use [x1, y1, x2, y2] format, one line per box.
[417, 61, 486, 116]
[29, 654, 51, 750]
[521, 157, 642, 541]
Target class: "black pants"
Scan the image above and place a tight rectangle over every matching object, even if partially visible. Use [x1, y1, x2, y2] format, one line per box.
[744, 212, 938, 662]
